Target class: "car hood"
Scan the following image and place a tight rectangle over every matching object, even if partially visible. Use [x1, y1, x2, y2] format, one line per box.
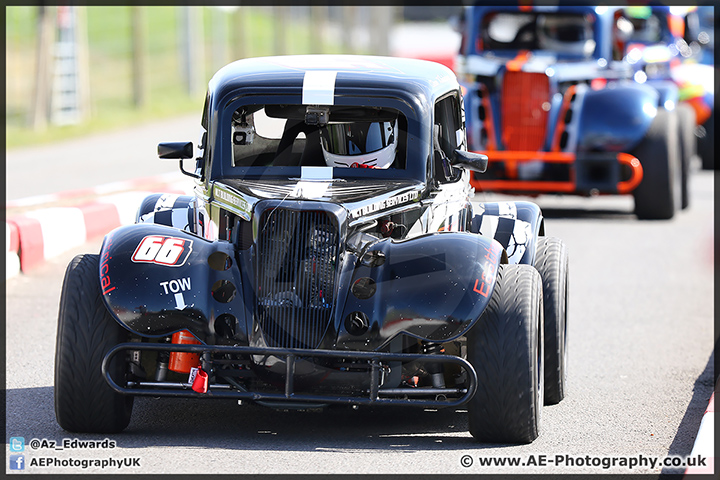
[211, 178, 426, 223]
[222, 177, 421, 202]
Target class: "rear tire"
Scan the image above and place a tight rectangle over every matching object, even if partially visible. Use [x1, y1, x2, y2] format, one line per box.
[467, 264, 544, 444]
[698, 110, 714, 170]
[54, 254, 133, 433]
[632, 108, 680, 220]
[677, 103, 695, 209]
[535, 237, 569, 405]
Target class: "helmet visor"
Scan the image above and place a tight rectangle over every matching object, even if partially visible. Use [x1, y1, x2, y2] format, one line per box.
[321, 121, 396, 156]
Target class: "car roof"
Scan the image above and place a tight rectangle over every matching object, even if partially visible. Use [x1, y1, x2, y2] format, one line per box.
[207, 54, 460, 107]
[204, 55, 461, 184]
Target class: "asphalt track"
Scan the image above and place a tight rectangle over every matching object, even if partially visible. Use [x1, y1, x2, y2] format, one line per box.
[4, 111, 716, 474]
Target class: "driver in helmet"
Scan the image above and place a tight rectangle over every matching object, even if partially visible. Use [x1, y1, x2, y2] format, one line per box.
[320, 120, 397, 169]
[537, 13, 596, 57]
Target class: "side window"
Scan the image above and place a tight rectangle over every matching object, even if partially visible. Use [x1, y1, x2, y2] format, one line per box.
[197, 93, 210, 177]
[433, 93, 463, 183]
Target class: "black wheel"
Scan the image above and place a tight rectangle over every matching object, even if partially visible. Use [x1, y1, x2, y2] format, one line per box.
[535, 237, 569, 405]
[54, 254, 133, 433]
[632, 108, 681, 220]
[677, 103, 695, 209]
[467, 264, 544, 444]
[698, 110, 714, 170]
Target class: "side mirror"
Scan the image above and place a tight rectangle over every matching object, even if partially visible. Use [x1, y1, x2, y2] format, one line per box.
[158, 141, 193, 159]
[158, 142, 200, 179]
[449, 11, 466, 34]
[451, 149, 488, 173]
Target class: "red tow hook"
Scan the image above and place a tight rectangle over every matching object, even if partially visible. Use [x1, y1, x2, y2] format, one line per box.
[189, 367, 209, 393]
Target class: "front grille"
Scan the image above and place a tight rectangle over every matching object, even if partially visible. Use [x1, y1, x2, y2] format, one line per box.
[256, 208, 339, 349]
[501, 71, 550, 151]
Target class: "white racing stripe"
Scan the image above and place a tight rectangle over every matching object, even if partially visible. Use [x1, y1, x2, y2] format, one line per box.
[302, 71, 337, 105]
[155, 193, 179, 211]
[291, 181, 330, 199]
[498, 201, 517, 218]
[293, 168, 333, 199]
[477, 215, 498, 239]
[301, 166, 333, 180]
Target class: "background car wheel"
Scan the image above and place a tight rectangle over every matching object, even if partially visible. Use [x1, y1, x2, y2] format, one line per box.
[631, 108, 680, 220]
[54, 254, 133, 433]
[467, 264, 544, 444]
[677, 103, 696, 210]
[698, 109, 714, 170]
[535, 237, 569, 405]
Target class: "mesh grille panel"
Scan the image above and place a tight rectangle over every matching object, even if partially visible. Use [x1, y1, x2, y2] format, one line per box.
[256, 209, 338, 349]
[501, 71, 550, 151]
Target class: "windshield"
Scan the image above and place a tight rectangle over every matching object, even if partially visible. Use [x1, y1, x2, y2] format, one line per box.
[616, 8, 667, 44]
[480, 11, 597, 58]
[228, 104, 407, 171]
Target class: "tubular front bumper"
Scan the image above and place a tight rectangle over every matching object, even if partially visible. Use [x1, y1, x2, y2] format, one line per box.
[470, 150, 643, 195]
[102, 342, 478, 408]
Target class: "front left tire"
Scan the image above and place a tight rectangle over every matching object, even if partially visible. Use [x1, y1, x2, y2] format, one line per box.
[54, 254, 134, 433]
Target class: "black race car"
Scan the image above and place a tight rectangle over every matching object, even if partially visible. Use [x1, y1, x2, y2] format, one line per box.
[54, 55, 569, 444]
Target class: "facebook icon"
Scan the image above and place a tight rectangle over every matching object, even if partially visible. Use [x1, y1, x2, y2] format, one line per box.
[9, 455, 24, 470]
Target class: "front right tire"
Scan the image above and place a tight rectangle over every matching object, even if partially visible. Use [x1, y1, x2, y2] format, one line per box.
[535, 237, 569, 405]
[631, 108, 681, 220]
[54, 254, 134, 433]
[467, 263, 544, 444]
[677, 103, 696, 210]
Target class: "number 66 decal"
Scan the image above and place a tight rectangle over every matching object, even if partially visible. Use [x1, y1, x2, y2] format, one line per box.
[132, 235, 193, 266]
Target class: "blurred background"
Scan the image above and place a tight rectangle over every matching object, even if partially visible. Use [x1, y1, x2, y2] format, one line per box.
[5, 5, 463, 150]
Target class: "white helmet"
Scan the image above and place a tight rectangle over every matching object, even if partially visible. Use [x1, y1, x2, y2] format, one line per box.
[321, 120, 397, 169]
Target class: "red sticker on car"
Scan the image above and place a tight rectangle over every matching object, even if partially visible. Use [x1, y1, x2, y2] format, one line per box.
[132, 235, 193, 266]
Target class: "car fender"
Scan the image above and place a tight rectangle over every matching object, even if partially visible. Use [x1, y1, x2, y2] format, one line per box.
[646, 79, 679, 110]
[136, 193, 198, 234]
[98, 224, 246, 344]
[576, 82, 659, 153]
[336, 232, 505, 350]
[470, 201, 544, 265]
